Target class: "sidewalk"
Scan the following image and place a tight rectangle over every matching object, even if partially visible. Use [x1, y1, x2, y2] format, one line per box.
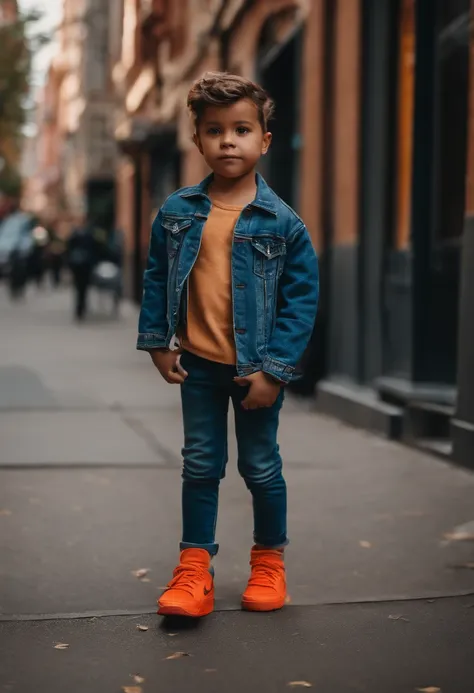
[0, 287, 473, 692]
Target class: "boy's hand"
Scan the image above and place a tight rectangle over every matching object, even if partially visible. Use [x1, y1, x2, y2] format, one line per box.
[234, 371, 281, 410]
[149, 350, 188, 384]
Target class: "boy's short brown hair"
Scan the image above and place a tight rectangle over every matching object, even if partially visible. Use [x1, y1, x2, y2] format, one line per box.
[187, 72, 274, 131]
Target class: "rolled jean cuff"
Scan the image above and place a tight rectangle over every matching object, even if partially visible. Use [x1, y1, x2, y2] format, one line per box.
[180, 541, 219, 557]
[253, 534, 289, 550]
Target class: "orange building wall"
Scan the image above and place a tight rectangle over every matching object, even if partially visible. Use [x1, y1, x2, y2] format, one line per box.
[299, 0, 325, 252]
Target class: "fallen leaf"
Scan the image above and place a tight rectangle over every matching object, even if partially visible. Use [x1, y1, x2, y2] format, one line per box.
[285, 594, 292, 604]
[416, 688, 441, 693]
[204, 669, 217, 673]
[136, 625, 149, 632]
[122, 687, 142, 693]
[166, 652, 191, 660]
[54, 643, 69, 650]
[450, 562, 474, 570]
[426, 600, 436, 604]
[141, 578, 151, 583]
[132, 675, 145, 684]
[0, 509, 12, 516]
[288, 683, 313, 689]
[359, 541, 372, 549]
[388, 614, 410, 622]
[168, 633, 178, 637]
[131, 569, 150, 579]
[443, 520, 474, 542]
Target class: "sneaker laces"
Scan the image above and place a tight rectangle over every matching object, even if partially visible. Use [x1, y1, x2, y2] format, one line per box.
[166, 563, 210, 597]
[248, 558, 283, 589]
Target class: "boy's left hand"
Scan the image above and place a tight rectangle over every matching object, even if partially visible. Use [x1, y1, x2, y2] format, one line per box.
[234, 371, 281, 410]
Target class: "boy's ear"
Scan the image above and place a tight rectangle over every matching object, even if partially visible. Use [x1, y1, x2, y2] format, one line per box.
[193, 132, 203, 154]
[262, 131, 272, 155]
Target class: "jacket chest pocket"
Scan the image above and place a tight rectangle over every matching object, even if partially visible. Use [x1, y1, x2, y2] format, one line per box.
[162, 217, 192, 258]
[252, 237, 286, 278]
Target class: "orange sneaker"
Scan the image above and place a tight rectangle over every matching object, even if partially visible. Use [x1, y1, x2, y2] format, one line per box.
[157, 548, 214, 618]
[241, 546, 286, 612]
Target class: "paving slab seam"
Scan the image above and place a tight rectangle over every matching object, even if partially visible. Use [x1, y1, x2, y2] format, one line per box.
[2, 589, 474, 623]
[0, 461, 179, 470]
[0, 404, 180, 413]
[0, 460, 334, 470]
[0, 406, 112, 413]
[118, 411, 181, 466]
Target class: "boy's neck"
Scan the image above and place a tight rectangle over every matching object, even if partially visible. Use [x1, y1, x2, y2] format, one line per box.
[208, 170, 257, 207]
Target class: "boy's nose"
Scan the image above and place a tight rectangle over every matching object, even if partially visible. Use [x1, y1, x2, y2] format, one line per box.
[221, 135, 236, 148]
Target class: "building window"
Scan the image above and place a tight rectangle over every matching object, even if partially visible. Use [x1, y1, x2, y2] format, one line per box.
[89, 114, 109, 143]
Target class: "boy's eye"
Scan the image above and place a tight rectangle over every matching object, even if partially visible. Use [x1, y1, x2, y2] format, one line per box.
[236, 126, 250, 134]
[207, 127, 220, 135]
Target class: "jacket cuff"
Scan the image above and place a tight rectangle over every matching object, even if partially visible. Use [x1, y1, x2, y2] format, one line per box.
[136, 332, 167, 350]
[262, 356, 295, 384]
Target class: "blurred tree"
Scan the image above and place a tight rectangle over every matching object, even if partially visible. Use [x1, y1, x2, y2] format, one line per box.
[0, 1, 49, 196]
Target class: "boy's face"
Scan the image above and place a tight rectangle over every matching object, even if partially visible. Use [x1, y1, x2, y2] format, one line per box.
[193, 99, 272, 179]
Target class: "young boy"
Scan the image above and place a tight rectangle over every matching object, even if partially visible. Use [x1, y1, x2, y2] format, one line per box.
[137, 72, 319, 618]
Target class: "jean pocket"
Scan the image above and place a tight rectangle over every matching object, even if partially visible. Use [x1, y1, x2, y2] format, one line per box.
[252, 237, 286, 278]
[162, 216, 192, 259]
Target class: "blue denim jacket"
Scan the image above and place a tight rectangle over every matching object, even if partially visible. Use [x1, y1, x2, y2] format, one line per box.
[137, 173, 319, 384]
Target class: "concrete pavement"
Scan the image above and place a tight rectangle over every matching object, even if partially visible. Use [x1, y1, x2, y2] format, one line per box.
[0, 286, 473, 692]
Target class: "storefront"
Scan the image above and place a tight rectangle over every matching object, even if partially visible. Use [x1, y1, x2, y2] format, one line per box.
[314, 0, 473, 464]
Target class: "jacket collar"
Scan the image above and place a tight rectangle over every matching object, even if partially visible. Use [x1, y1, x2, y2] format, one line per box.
[179, 172, 278, 215]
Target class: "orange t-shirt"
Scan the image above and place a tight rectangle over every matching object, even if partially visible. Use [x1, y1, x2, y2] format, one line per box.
[180, 200, 242, 365]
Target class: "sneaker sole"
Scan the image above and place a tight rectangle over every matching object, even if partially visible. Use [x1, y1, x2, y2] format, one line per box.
[157, 598, 214, 618]
[241, 597, 286, 612]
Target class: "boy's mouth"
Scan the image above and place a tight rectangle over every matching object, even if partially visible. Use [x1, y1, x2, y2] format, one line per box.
[219, 155, 242, 160]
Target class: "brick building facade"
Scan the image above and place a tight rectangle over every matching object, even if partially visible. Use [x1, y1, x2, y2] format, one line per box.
[0, 0, 20, 214]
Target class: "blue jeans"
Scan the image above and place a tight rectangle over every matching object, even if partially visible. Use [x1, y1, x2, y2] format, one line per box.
[179, 351, 287, 556]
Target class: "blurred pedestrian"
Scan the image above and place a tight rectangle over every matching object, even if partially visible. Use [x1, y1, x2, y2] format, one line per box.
[29, 223, 49, 288]
[66, 219, 106, 321]
[48, 229, 66, 289]
[137, 73, 319, 619]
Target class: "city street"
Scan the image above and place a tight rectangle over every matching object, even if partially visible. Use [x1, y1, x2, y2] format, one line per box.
[1, 286, 474, 693]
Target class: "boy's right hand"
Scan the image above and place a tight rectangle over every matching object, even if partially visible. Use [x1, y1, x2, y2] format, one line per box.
[149, 350, 188, 384]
